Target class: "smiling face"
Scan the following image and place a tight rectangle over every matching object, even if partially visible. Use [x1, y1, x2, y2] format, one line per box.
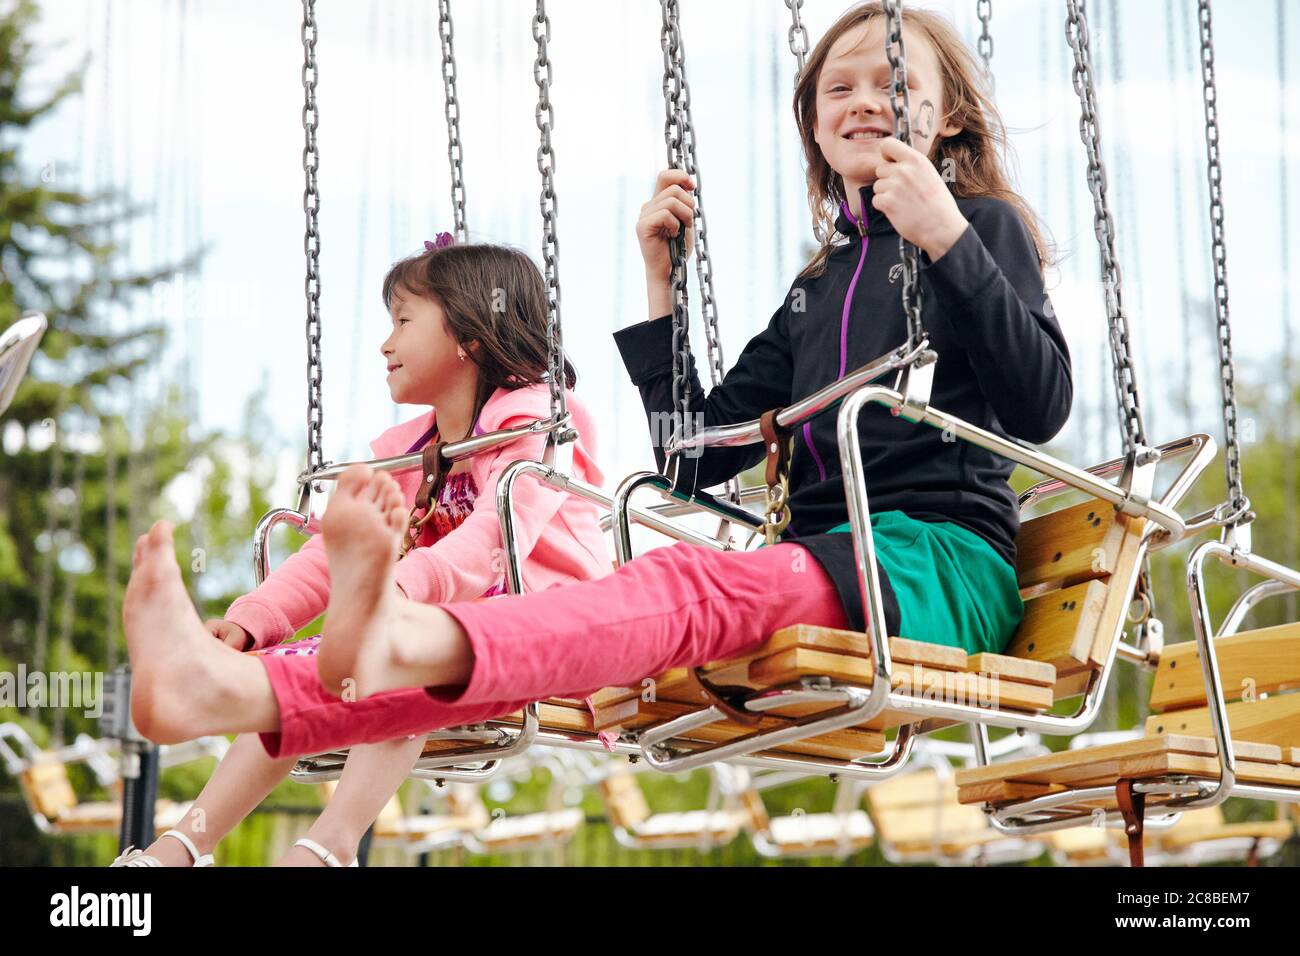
[380, 287, 468, 406]
[812, 17, 959, 201]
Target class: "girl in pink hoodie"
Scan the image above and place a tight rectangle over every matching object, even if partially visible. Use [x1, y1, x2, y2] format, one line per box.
[115, 237, 607, 868]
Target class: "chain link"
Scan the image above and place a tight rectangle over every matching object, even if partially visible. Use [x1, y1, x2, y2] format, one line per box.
[301, 0, 324, 478]
[1065, 0, 1148, 458]
[1197, 0, 1247, 521]
[439, 0, 468, 242]
[672, 5, 739, 502]
[882, 0, 926, 351]
[785, 0, 810, 78]
[660, 0, 692, 453]
[977, 0, 994, 89]
[533, 0, 567, 426]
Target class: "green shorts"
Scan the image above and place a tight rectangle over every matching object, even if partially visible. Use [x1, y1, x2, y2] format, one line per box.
[821, 511, 1024, 656]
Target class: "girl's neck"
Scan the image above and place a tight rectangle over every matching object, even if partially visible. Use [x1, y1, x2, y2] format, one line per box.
[427, 376, 482, 444]
[843, 178, 874, 222]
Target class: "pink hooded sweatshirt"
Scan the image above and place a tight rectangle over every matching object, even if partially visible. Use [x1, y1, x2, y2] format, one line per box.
[225, 384, 609, 650]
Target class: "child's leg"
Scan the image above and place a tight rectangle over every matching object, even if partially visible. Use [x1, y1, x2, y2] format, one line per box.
[274, 735, 426, 867]
[123, 471, 853, 756]
[135, 733, 297, 865]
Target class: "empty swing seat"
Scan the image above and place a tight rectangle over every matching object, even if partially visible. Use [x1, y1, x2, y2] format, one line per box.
[866, 767, 1045, 864]
[739, 789, 874, 858]
[19, 759, 190, 836]
[597, 769, 749, 848]
[954, 622, 1300, 831]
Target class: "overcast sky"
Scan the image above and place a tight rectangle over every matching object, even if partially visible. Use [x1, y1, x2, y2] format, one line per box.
[16, 0, 1299, 521]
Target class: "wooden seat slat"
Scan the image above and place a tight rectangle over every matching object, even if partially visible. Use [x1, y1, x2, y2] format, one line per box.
[1014, 498, 1126, 594]
[1148, 623, 1300, 712]
[1144, 693, 1300, 750]
[956, 734, 1299, 806]
[748, 647, 1054, 713]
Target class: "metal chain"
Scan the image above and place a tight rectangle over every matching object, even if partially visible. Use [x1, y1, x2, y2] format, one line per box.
[533, 0, 568, 426]
[785, 0, 810, 78]
[301, 0, 324, 478]
[1197, 0, 1248, 522]
[977, 0, 994, 90]
[1064, 0, 1148, 458]
[439, 0, 468, 242]
[672, 4, 740, 503]
[882, 0, 926, 351]
[660, 0, 692, 449]
[672, 25, 724, 393]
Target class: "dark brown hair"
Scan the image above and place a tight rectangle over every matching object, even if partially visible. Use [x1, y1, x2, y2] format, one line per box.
[381, 243, 577, 433]
[794, 1, 1053, 280]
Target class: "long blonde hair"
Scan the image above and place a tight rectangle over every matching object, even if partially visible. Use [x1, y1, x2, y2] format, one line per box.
[795, 2, 1053, 280]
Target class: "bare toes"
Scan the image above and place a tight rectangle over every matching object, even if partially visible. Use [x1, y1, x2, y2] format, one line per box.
[338, 464, 371, 496]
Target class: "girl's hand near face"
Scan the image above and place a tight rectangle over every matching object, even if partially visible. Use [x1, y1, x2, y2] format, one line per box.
[872, 136, 969, 263]
[638, 169, 696, 319]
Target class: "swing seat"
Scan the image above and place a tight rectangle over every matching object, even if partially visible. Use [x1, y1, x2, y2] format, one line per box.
[318, 780, 476, 848]
[598, 769, 748, 848]
[466, 809, 585, 853]
[591, 496, 1151, 767]
[866, 767, 1045, 864]
[954, 620, 1300, 823]
[739, 789, 874, 857]
[19, 759, 190, 836]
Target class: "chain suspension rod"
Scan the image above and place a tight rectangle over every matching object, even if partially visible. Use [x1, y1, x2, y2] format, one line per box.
[439, 0, 469, 242]
[1064, 0, 1149, 458]
[660, 0, 692, 452]
[785, 0, 810, 78]
[977, 0, 994, 89]
[1196, 0, 1248, 522]
[882, 0, 926, 351]
[301, 0, 324, 477]
[533, 0, 568, 425]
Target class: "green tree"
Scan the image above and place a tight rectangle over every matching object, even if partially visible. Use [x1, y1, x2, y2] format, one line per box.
[0, 0, 288, 863]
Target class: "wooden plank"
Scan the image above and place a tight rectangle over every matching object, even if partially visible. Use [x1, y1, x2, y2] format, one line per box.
[866, 770, 955, 811]
[630, 698, 888, 761]
[966, 653, 1057, 687]
[1001, 580, 1107, 676]
[873, 803, 993, 844]
[954, 734, 1281, 789]
[1144, 693, 1300, 750]
[1148, 622, 1300, 712]
[749, 647, 1053, 713]
[1084, 515, 1150, 666]
[1014, 498, 1125, 592]
[1155, 819, 1293, 852]
[761, 627, 968, 669]
[955, 779, 1068, 805]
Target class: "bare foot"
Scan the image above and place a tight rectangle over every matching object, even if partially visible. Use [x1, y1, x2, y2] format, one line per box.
[123, 521, 276, 743]
[314, 465, 410, 696]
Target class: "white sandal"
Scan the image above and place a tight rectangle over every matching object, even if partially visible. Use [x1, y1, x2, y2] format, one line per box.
[293, 837, 358, 868]
[110, 830, 214, 868]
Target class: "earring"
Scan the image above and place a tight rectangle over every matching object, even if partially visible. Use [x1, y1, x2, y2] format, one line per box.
[457, 348, 466, 361]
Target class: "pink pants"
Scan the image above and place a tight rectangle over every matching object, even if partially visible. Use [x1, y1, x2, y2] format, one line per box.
[257, 541, 850, 758]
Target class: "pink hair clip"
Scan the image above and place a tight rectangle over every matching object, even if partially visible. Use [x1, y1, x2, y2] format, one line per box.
[424, 232, 455, 252]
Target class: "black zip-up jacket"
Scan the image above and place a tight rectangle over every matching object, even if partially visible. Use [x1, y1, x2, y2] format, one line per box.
[614, 182, 1073, 633]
